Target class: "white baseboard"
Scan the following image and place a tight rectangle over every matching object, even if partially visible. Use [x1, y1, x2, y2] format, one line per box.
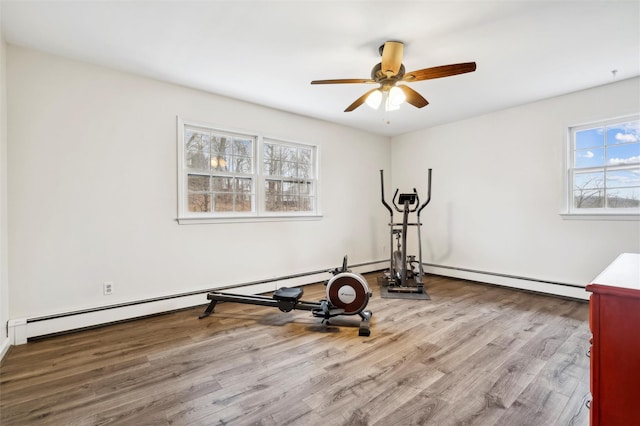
[423, 264, 589, 301]
[9, 261, 386, 345]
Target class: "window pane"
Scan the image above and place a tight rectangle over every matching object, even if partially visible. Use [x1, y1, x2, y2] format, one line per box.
[212, 136, 233, 155]
[575, 148, 605, 168]
[298, 162, 312, 179]
[231, 138, 253, 173]
[282, 161, 297, 178]
[265, 179, 281, 195]
[298, 147, 312, 165]
[282, 146, 296, 162]
[574, 171, 604, 189]
[265, 159, 282, 176]
[263, 145, 273, 163]
[299, 196, 313, 212]
[574, 170, 604, 208]
[234, 178, 252, 193]
[234, 194, 252, 212]
[188, 194, 211, 212]
[210, 155, 230, 171]
[264, 143, 279, 160]
[607, 168, 640, 188]
[573, 189, 604, 208]
[607, 143, 640, 166]
[185, 130, 211, 170]
[282, 195, 298, 211]
[232, 155, 252, 173]
[213, 193, 234, 212]
[266, 195, 282, 211]
[188, 175, 210, 192]
[298, 181, 312, 196]
[212, 177, 233, 192]
[282, 181, 298, 195]
[606, 122, 640, 145]
[575, 128, 604, 149]
[233, 138, 252, 156]
[265, 180, 280, 211]
[185, 129, 210, 151]
[607, 187, 640, 208]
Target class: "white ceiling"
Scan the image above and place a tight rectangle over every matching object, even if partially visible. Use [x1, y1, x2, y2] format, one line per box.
[1, 1, 639, 136]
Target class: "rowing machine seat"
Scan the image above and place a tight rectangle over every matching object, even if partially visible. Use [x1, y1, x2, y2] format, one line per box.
[273, 287, 303, 302]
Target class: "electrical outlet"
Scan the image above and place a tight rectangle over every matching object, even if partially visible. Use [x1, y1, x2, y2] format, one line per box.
[103, 282, 114, 295]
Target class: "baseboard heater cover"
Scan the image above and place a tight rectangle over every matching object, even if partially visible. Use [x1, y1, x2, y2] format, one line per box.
[423, 263, 589, 301]
[7, 260, 587, 345]
[8, 260, 387, 345]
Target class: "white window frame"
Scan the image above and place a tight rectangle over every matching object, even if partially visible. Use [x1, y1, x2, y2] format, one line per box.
[177, 117, 321, 224]
[563, 114, 640, 220]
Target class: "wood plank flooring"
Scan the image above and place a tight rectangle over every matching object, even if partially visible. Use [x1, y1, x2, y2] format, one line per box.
[0, 273, 591, 425]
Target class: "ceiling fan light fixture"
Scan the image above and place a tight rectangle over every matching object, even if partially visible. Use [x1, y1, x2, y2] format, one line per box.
[365, 89, 382, 109]
[388, 86, 406, 107]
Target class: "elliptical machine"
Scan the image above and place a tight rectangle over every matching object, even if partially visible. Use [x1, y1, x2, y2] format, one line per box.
[379, 169, 432, 294]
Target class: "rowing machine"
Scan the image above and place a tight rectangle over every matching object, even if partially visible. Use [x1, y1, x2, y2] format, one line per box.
[198, 256, 373, 336]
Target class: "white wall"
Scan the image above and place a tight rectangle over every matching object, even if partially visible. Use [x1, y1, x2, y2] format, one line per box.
[392, 77, 640, 292]
[0, 13, 9, 357]
[6, 45, 390, 321]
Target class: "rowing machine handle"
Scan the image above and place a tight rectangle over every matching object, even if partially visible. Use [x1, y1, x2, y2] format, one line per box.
[417, 168, 432, 216]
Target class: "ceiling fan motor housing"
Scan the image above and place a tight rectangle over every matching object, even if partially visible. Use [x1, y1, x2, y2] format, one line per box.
[371, 63, 406, 87]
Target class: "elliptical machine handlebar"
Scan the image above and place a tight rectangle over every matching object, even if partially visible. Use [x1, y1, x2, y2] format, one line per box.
[417, 168, 432, 217]
[380, 170, 393, 216]
[380, 169, 431, 215]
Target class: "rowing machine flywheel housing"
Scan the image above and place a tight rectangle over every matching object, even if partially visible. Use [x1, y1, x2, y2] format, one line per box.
[326, 272, 371, 315]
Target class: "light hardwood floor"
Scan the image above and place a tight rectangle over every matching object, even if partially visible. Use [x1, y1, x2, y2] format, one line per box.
[0, 273, 591, 425]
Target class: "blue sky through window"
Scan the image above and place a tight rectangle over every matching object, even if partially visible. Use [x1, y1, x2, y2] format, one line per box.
[575, 121, 640, 170]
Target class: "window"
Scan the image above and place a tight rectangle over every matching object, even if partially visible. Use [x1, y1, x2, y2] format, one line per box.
[566, 115, 640, 217]
[263, 140, 316, 213]
[177, 118, 319, 223]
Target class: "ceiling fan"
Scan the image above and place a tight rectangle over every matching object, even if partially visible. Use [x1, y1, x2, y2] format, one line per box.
[311, 41, 476, 112]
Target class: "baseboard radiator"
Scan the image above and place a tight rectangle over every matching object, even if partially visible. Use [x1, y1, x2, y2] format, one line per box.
[6, 260, 587, 346]
[422, 263, 588, 301]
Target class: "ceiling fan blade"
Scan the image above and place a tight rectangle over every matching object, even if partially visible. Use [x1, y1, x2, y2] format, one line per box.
[398, 85, 429, 108]
[311, 78, 375, 85]
[344, 88, 380, 112]
[403, 62, 476, 82]
[381, 41, 404, 77]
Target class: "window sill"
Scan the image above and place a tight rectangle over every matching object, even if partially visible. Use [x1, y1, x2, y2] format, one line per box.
[177, 214, 323, 225]
[560, 212, 640, 221]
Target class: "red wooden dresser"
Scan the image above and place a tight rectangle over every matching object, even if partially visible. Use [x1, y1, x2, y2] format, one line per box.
[586, 253, 640, 426]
